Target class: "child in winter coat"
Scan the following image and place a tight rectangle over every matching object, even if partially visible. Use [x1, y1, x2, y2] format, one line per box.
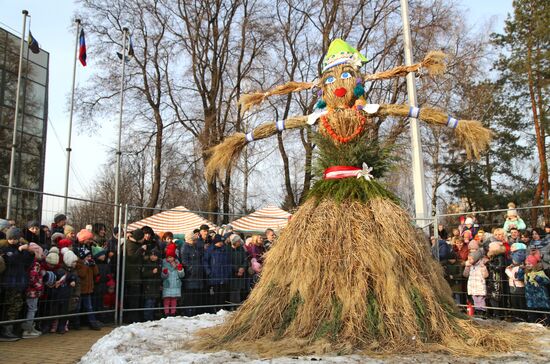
[518, 254, 550, 325]
[0, 227, 35, 340]
[49, 249, 78, 334]
[92, 246, 111, 322]
[22, 243, 46, 338]
[161, 245, 185, 316]
[463, 250, 489, 315]
[75, 247, 101, 330]
[505, 243, 527, 321]
[141, 248, 162, 321]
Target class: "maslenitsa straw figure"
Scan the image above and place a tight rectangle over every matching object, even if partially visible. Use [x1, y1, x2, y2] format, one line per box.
[192, 39, 530, 357]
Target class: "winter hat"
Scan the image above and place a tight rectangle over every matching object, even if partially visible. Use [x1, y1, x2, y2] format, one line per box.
[43, 271, 56, 287]
[54, 213, 67, 224]
[511, 249, 527, 265]
[165, 244, 177, 258]
[0, 219, 10, 230]
[131, 229, 144, 242]
[58, 239, 73, 250]
[507, 209, 518, 217]
[46, 247, 60, 265]
[77, 229, 94, 243]
[51, 232, 65, 244]
[64, 225, 75, 235]
[230, 233, 243, 245]
[76, 245, 92, 259]
[468, 240, 479, 251]
[150, 248, 161, 258]
[488, 241, 506, 257]
[510, 243, 527, 252]
[470, 250, 484, 264]
[464, 217, 474, 225]
[28, 242, 44, 259]
[212, 234, 223, 244]
[525, 254, 540, 266]
[92, 245, 107, 259]
[106, 278, 116, 288]
[6, 227, 21, 240]
[85, 224, 93, 231]
[63, 250, 79, 267]
[27, 220, 41, 228]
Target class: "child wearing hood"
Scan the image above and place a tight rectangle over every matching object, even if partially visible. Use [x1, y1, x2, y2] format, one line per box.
[518, 255, 550, 325]
[505, 243, 527, 321]
[161, 244, 185, 317]
[463, 250, 488, 315]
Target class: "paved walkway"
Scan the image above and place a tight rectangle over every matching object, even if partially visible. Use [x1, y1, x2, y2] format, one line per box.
[0, 326, 113, 364]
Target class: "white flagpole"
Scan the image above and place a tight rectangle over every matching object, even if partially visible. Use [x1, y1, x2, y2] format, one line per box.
[113, 27, 128, 227]
[400, 0, 428, 225]
[6, 10, 29, 219]
[63, 19, 81, 215]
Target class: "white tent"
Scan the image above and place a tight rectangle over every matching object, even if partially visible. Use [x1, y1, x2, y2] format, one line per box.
[230, 205, 291, 233]
[127, 206, 216, 237]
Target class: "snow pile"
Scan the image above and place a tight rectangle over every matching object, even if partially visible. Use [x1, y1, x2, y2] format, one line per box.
[81, 312, 550, 364]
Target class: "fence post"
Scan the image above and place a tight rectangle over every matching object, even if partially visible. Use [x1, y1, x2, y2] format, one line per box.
[433, 214, 439, 262]
[118, 204, 129, 326]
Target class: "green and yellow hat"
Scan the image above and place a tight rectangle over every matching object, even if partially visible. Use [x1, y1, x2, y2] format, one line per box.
[321, 39, 367, 73]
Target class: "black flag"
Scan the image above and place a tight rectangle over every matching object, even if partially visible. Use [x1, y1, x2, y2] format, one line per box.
[28, 31, 40, 54]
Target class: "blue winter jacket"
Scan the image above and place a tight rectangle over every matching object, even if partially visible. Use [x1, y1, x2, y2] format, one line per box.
[1, 242, 34, 290]
[203, 243, 232, 286]
[161, 258, 185, 298]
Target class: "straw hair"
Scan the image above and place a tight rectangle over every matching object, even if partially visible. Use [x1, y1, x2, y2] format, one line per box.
[239, 81, 315, 114]
[375, 104, 492, 159]
[205, 115, 308, 181]
[190, 196, 528, 357]
[364, 51, 447, 82]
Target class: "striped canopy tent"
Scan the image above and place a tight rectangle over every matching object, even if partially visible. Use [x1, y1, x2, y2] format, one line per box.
[230, 205, 292, 233]
[126, 206, 216, 237]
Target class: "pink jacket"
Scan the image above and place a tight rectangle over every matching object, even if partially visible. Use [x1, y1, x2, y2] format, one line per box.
[505, 265, 525, 288]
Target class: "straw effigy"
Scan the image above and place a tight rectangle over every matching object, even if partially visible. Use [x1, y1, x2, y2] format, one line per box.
[194, 41, 532, 358]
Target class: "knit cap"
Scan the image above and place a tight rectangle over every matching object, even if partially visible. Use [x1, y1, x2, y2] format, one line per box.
[0, 219, 10, 230]
[46, 247, 60, 265]
[63, 250, 79, 267]
[230, 233, 243, 245]
[526, 254, 540, 266]
[64, 225, 75, 235]
[6, 227, 21, 240]
[510, 242, 527, 252]
[77, 229, 94, 243]
[468, 240, 479, 251]
[75, 246, 91, 259]
[58, 239, 73, 250]
[92, 245, 107, 259]
[51, 232, 65, 244]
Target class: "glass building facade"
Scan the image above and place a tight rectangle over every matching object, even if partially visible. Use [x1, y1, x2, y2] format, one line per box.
[0, 26, 49, 222]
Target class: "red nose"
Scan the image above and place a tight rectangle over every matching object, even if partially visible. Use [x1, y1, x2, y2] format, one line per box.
[333, 87, 347, 98]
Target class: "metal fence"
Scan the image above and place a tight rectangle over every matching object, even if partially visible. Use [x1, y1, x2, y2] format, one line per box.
[0, 185, 549, 338]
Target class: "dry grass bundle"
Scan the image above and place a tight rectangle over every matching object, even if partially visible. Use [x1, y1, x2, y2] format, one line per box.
[205, 115, 308, 181]
[376, 104, 492, 159]
[364, 51, 447, 82]
[239, 81, 315, 114]
[190, 196, 528, 357]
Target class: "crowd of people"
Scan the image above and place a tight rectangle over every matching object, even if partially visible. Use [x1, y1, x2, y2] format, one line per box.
[432, 205, 550, 325]
[0, 212, 276, 342]
[1, 205, 549, 343]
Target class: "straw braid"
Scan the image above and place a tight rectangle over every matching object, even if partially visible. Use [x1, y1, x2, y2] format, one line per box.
[375, 104, 492, 159]
[205, 115, 309, 181]
[239, 82, 315, 114]
[364, 51, 446, 82]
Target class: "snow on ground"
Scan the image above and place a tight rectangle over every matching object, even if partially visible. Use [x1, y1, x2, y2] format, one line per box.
[81, 311, 550, 364]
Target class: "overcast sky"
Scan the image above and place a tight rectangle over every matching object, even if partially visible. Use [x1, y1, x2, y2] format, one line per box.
[0, 0, 513, 203]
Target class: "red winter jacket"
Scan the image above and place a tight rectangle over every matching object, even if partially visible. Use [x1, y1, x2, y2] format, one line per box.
[26, 260, 44, 299]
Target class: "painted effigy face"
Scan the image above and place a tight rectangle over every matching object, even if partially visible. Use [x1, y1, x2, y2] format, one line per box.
[320, 64, 361, 109]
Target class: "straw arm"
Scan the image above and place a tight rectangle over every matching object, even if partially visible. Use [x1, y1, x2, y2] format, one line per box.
[363, 51, 447, 82]
[205, 115, 309, 181]
[374, 104, 492, 159]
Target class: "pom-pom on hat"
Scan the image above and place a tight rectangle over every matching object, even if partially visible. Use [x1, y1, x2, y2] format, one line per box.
[63, 250, 79, 267]
[6, 227, 21, 240]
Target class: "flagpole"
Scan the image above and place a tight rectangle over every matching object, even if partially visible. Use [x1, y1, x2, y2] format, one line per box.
[400, 0, 428, 225]
[63, 19, 81, 215]
[113, 27, 128, 227]
[6, 10, 29, 219]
